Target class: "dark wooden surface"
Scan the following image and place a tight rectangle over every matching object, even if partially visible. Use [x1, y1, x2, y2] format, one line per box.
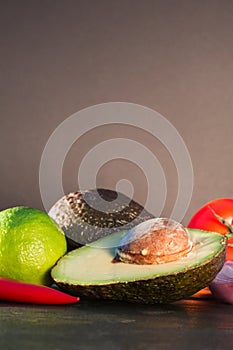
[1, 289, 233, 350]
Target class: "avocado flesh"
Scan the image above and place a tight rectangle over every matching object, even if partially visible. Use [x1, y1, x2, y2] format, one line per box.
[52, 228, 227, 304]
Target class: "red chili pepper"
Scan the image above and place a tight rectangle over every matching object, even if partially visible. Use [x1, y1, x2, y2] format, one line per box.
[0, 277, 79, 305]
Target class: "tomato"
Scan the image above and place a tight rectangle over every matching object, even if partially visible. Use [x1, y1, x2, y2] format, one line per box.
[188, 198, 233, 261]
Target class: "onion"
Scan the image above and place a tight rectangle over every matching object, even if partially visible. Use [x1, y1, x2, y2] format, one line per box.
[209, 261, 233, 303]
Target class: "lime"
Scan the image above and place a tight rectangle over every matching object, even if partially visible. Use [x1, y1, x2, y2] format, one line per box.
[0, 206, 67, 286]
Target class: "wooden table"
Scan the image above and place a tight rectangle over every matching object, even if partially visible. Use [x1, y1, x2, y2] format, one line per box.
[1, 289, 233, 350]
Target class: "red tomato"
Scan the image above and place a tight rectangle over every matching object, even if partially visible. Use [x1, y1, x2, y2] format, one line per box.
[188, 198, 233, 261]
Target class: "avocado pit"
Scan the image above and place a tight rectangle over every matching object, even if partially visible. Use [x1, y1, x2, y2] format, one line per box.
[114, 218, 193, 264]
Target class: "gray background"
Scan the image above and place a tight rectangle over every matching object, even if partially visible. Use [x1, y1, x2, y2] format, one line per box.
[1, 0, 233, 225]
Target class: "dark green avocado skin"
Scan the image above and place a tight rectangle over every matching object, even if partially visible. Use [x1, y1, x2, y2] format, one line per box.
[55, 241, 226, 304]
[49, 188, 154, 249]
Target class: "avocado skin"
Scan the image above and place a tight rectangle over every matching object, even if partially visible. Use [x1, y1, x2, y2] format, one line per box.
[49, 188, 154, 249]
[55, 239, 226, 304]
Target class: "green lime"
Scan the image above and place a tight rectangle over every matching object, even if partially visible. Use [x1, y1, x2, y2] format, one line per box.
[0, 206, 67, 286]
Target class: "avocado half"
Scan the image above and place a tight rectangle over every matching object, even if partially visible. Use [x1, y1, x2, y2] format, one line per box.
[51, 228, 227, 304]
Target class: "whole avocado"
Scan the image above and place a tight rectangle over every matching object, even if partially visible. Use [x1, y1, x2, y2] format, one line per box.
[49, 188, 154, 249]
